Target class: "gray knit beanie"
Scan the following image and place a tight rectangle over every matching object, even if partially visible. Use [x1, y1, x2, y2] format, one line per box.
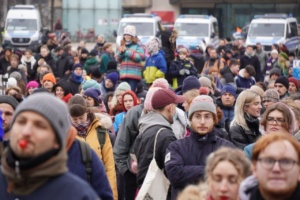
[116, 82, 131, 91]
[199, 76, 212, 89]
[188, 95, 216, 120]
[263, 89, 280, 102]
[11, 93, 70, 148]
[0, 95, 19, 110]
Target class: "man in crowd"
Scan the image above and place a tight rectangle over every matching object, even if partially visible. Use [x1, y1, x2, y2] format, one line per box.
[240, 45, 261, 81]
[0, 95, 19, 142]
[216, 84, 236, 132]
[0, 93, 99, 199]
[240, 133, 300, 200]
[275, 76, 290, 99]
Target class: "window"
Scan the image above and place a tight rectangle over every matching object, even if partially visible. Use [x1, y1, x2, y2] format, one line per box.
[248, 23, 285, 37]
[290, 22, 298, 37]
[175, 22, 209, 37]
[118, 22, 154, 36]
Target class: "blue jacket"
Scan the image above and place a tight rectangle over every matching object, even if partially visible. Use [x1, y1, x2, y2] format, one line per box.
[234, 70, 256, 89]
[165, 129, 235, 199]
[113, 111, 125, 134]
[216, 98, 235, 132]
[68, 139, 113, 200]
[244, 143, 255, 160]
[143, 50, 167, 84]
[0, 172, 99, 200]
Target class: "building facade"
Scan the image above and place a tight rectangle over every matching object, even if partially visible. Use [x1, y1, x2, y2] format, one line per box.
[123, 0, 300, 38]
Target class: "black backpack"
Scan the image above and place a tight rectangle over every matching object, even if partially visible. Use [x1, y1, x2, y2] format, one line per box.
[78, 127, 107, 183]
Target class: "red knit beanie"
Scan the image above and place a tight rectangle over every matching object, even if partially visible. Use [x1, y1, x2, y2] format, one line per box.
[288, 77, 299, 90]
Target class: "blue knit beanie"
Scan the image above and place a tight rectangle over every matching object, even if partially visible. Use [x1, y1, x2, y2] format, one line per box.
[106, 72, 119, 86]
[182, 76, 201, 93]
[82, 79, 101, 91]
[221, 84, 237, 98]
[72, 63, 83, 71]
[83, 88, 101, 104]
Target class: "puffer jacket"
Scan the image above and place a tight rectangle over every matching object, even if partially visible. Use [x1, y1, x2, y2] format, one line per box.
[229, 114, 261, 149]
[116, 42, 145, 81]
[134, 111, 177, 187]
[33, 53, 57, 77]
[77, 118, 118, 200]
[143, 50, 167, 84]
[165, 129, 235, 199]
[234, 69, 256, 89]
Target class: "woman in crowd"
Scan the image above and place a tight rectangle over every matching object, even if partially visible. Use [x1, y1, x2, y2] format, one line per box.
[229, 90, 262, 149]
[244, 102, 298, 159]
[116, 25, 145, 91]
[83, 88, 107, 113]
[25, 80, 39, 97]
[113, 90, 138, 134]
[205, 147, 252, 200]
[68, 95, 118, 199]
[53, 80, 73, 103]
[109, 82, 131, 117]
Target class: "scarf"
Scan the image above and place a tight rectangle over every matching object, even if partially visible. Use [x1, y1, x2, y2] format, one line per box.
[72, 118, 91, 137]
[72, 72, 83, 83]
[1, 146, 67, 195]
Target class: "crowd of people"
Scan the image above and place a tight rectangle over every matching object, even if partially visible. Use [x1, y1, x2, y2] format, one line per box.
[0, 23, 300, 200]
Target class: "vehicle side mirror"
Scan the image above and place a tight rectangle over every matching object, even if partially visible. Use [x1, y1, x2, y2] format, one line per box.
[210, 32, 215, 38]
[113, 30, 117, 38]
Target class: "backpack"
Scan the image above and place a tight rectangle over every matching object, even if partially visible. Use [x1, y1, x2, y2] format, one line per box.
[78, 126, 107, 183]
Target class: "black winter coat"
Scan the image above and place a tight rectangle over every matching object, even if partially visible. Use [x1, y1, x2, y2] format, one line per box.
[220, 66, 236, 84]
[0, 57, 10, 75]
[33, 53, 57, 77]
[134, 125, 177, 187]
[165, 130, 235, 199]
[56, 52, 74, 79]
[239, 55, 261, 81]
[67, 75, 81, 95]
[229, 114, 261, 149]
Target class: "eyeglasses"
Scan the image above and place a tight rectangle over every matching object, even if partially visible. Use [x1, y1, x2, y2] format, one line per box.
[266, 117, 285, 125]
[258, 158, 298, 171]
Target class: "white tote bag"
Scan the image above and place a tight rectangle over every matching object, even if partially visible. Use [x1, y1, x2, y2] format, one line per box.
[136, 128, 170, 200]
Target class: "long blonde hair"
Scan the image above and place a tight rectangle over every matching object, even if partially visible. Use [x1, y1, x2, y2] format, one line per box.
[230, 90, 260, 130]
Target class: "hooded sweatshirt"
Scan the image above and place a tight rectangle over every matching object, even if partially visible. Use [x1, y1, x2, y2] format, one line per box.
[134, 111, 177, 187]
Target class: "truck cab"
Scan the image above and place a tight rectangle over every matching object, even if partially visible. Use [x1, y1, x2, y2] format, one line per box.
[174, 15, 219, 51]
[3, 5, 42, 50]
[246, 14, 299, 54]
[116, 13, 164, 46]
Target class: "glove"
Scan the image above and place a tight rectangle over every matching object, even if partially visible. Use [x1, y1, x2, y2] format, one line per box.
[185, 69, 190, 75]
[179, 69, 185, 75]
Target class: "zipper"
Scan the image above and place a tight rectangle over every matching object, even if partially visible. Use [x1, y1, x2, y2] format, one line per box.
[15, 161, 21, 179]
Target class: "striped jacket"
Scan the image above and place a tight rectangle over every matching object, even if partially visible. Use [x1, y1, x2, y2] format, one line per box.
[116, 42, 145, 80]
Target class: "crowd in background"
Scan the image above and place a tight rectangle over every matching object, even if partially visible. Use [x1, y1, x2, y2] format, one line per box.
[0, 23, 300, 200]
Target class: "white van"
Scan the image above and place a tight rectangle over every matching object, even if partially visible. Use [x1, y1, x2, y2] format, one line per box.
[246, 14, 299, 53]
[3, 5, 42, 50]
[174, 15, 219, 51]
[116, 13, 164, 46]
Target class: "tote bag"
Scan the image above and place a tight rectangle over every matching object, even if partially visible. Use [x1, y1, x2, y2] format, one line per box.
[136, 128, 170, 200]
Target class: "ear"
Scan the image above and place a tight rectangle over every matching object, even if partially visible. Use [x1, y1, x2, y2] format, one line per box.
[244, 105, 248, 112]
[252, 163, 258, 178]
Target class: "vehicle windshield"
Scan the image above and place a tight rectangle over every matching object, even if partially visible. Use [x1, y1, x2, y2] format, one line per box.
[118, 22, 154, 36]
[175, 23, 209, 37]
[248, 23, 285, 37]
[6, 19, 37, 31]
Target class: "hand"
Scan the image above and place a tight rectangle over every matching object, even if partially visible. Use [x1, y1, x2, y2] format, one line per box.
[179, 69, 185, 75]
[131, 161, 138, 174]
[185, 69, 190, 75]
[38, 59, 44, 65]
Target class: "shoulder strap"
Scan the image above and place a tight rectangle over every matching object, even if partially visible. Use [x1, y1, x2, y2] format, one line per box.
[96, 127, 107, 150]
[153, 128, 166, 159]
[78, 140, 93, 183]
